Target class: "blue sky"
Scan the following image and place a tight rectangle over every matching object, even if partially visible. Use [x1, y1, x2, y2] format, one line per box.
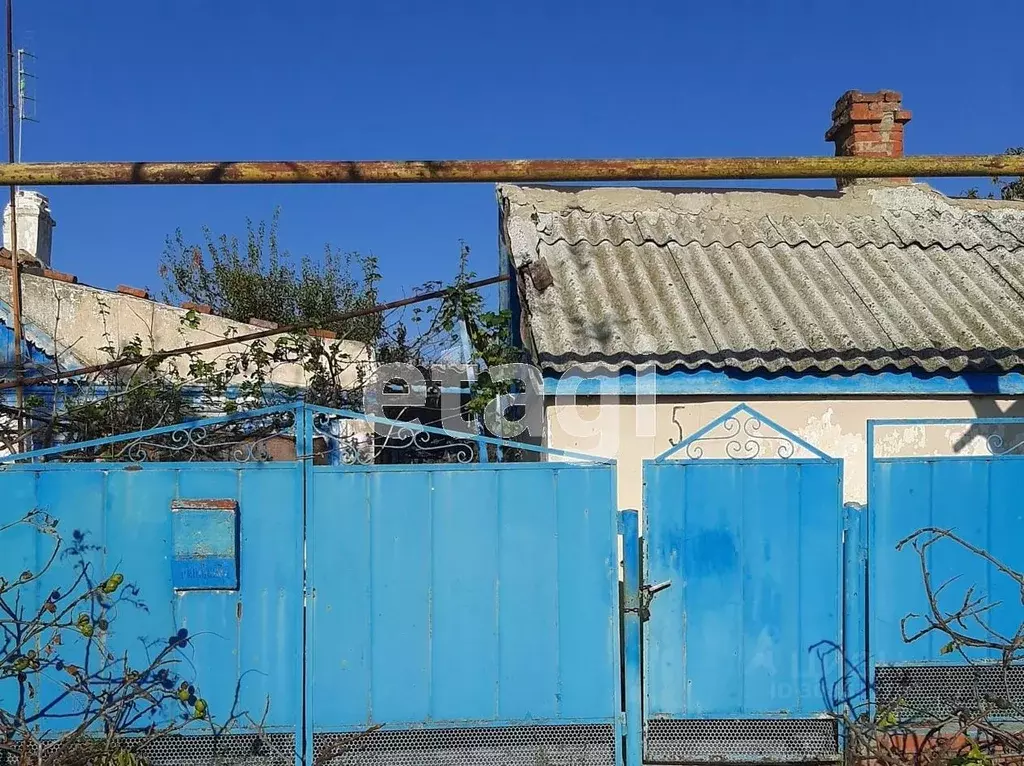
[11, 0, 1024, 306]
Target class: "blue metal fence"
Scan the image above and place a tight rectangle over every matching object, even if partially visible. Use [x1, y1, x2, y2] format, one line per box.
[865, 417, 1024, 714]
[0, 403, 623, 766]
[7, 403, 1024, 766]
[307, 463, 620, 729]
[0, 462, 305, 736]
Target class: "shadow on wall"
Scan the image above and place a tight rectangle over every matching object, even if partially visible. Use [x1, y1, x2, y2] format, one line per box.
[953, 378, 1024, 454]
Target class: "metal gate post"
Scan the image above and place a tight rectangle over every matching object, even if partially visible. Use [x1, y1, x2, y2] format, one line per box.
[842, 501, 868, 722]
[298, 403, 314, 766]
[620, 509, 643, 766]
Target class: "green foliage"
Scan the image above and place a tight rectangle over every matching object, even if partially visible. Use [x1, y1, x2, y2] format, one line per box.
[0, 512, 212, 765]
[161, 223, 518, 421]
[874, 706, 899, 731]
[949, 740, 993, 766]
[432, 243, 520, 416]
[376, 322, 415, 366]
[160, 209, 383, 343]
[97, 750, 148, 766]
[47, 302, 203, 446]
[9, 211, 521, 457]
[964, 147, 1024, 200]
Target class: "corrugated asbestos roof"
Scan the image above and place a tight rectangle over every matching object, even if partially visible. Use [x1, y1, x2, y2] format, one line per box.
[498, 183, 1024, 375]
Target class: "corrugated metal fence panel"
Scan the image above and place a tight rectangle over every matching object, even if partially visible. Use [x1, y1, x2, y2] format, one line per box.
[0, 464, 304, 733]
[307, 463, 619, 731]
[644, 460, 842, 718]
[870, 457, 1024, 666]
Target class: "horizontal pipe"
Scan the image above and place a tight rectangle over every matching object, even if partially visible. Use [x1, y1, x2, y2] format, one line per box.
[0, 155, 1021, 185]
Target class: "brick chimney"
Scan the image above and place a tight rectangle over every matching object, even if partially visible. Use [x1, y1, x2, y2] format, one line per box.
[825, 89, 911, 187]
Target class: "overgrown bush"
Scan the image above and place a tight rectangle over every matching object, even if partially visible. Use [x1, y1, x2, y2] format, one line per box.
[830, 528, 1024, 766]
[0, 511, 263, 766]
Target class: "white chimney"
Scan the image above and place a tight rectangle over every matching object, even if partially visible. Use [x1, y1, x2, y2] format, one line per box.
[3, 190, 55, 267]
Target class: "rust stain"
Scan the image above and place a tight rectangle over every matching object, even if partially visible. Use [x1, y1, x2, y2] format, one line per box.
[171, 498, 238, 510]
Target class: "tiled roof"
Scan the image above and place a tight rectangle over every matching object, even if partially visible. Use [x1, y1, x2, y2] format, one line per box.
[498, 183, 1024, 375]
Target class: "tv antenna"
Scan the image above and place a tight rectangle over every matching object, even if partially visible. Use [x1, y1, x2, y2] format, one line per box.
[15, 47, 35, 162]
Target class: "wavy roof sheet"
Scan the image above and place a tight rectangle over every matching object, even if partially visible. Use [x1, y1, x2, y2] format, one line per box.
[498, 183, 1024, 375]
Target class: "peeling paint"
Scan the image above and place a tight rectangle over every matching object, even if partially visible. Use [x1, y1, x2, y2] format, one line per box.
[796, 408, 861, 461]
[546, 397, 1024, 510]
[875, 424, 927, 458]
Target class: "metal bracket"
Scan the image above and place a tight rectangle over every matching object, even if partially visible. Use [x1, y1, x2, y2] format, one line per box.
[625, 580, 672, 622]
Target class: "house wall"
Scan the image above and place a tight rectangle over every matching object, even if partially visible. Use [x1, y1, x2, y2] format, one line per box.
[0, 268, 373, 389]
[544, 395, 1023, 512]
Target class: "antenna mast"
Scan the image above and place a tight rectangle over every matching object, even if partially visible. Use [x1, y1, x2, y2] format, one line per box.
[5, 0, 23, 448]
[15, 47, 34, 162]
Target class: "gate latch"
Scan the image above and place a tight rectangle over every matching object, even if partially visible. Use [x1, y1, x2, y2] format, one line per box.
[627, 580, 671, 622]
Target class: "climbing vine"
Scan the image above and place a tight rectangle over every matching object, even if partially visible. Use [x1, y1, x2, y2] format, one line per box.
[0, 218, 520, 460]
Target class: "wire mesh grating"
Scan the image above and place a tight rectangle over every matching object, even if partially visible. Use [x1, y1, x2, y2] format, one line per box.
[875, 664, 1024, 718]
[644, 718, 839, 763]
[141, 732, 295, 766]
[35, 732, 295, 766]
[312, 723, 616, 766]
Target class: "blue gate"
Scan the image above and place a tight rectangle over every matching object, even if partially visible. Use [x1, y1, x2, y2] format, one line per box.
[302, 406, 622, 764]
[865, 416, 1024, 721]
[0, 403, 622, 766]
[0, 405, 306, 764]
[641, 405, 843, 763]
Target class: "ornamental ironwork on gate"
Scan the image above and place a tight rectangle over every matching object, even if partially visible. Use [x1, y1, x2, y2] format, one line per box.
[640, 404, 844, 763]
[0, 402, 623, 766]
[8, 401, 517, 466]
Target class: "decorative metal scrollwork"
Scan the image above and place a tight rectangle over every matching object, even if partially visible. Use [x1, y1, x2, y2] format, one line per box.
[670, 407, 796, 460]
[985, 432, 1024, 456]
[311, 411, 478, 465]
[872, 420, 1024, 459]
[48, 410, 296, 463]
[19, 404, 547, 466]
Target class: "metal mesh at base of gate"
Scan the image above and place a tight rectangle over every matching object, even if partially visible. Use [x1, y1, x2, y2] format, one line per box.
[876, 664, 1024, 718]
[644, 719, 839, 762]
[141, 732, 296, 766]
[312, 723, 616, 766]
[34, 733, 296, 766]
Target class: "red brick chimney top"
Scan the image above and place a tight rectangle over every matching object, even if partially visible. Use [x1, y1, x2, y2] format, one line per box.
[825, 89, 912, 159]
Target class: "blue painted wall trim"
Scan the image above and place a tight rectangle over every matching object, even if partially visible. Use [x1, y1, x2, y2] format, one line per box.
[0, 302, 87, 370]
[544, 369, 1024, 397]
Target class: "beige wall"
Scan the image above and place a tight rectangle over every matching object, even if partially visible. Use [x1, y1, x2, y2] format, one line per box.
[0, 268, 373, 389]
[545, 396, 1024, 512]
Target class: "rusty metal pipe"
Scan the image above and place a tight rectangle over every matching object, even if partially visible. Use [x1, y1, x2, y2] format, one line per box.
[0, 155, 1020, 185]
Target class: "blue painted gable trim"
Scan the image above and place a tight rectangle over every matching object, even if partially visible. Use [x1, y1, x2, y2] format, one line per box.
[543, 368, 1024, 396]
[0, 299, 86, 371]
[654, 403, 838, 462]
